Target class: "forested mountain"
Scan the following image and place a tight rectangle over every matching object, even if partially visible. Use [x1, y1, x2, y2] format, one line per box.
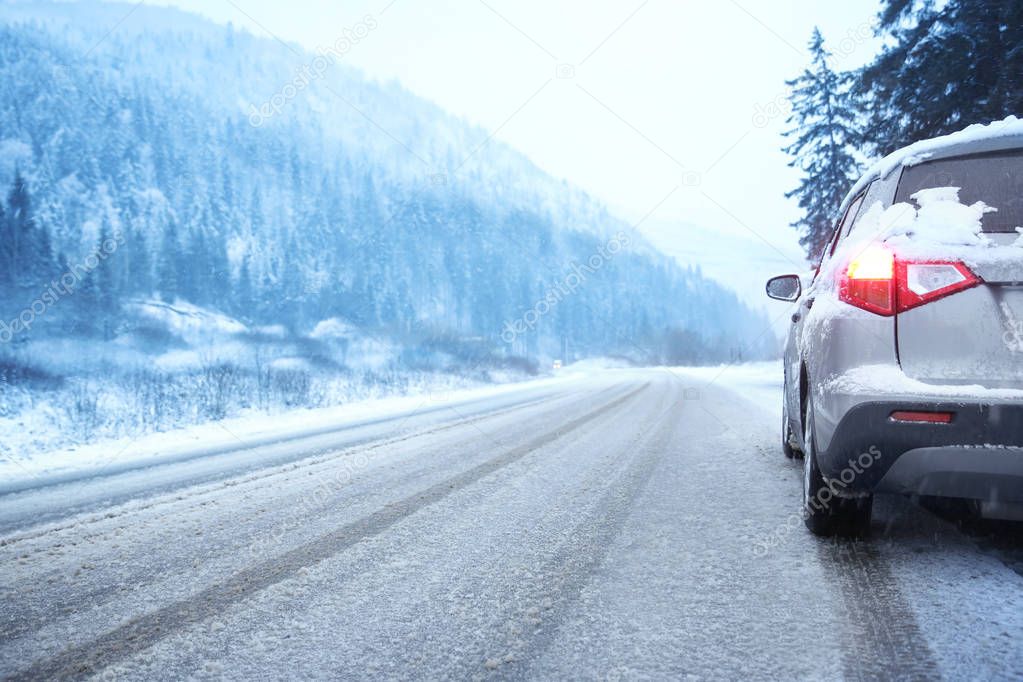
[0, 1, 773, 367]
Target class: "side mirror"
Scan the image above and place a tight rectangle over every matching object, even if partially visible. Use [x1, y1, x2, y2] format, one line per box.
[766, 274, 802, 302]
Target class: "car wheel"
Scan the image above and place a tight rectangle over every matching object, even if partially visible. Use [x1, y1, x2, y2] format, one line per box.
[802, 397, 872, 538]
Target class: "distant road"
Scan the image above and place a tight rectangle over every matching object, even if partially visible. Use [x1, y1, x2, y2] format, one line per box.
[1, 370, 1021, 679]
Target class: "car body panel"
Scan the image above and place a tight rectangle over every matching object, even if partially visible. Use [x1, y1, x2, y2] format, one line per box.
[815, 396, 1023, 496]
[875, 445, 1023, 502]
[898, 284, 1023, 387]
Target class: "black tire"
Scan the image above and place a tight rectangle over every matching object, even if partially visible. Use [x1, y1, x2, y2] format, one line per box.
[802, 398, 872, 538]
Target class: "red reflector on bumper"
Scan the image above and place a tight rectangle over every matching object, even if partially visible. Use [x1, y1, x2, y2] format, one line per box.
[889, 410, 954, 424]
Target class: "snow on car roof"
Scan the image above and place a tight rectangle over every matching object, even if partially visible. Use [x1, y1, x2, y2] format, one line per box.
[841, 116, 1023, 212]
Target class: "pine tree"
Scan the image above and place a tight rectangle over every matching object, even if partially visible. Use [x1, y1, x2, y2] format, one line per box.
[90, 223, 120, 339]
[0, 200, 9, 292]
[95, 222, 118, 315]
[122, 226, 152, 297]
[158, 219, 181, 302]
[7, 173, 29, 283]
[182, 225, 207, 303]
[235, 254, 254, 319]
[74, 269, 102, 336]
[7, 172, 53, 287]
[859, 0, 1023, 155]
[782, 28, 863, 262]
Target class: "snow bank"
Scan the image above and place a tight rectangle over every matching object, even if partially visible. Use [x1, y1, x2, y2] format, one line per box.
[309, 318, 356, 339]
[126, 299, 249, 341]
[0, 372, 577, 492]
[252, 324, 288, 338]
[269, 357, 315, 371]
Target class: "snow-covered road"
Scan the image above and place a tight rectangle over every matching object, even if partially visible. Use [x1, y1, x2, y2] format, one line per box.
[1, 368, 1021, 679]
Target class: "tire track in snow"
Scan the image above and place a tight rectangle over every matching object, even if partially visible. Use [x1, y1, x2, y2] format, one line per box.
[817, 541, 941, 680]
[0, 387, 583, 547]
[0, 387, 584, 538]
[471, 382, 680, 677]
[0, 388, 597, 644]
[10, 383, 649, 681]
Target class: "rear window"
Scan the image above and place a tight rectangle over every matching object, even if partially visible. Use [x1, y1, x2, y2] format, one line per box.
[895, 150, 1023, 233]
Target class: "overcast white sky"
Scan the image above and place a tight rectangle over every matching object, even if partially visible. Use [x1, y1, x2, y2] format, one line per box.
[141, 0, 882, 284]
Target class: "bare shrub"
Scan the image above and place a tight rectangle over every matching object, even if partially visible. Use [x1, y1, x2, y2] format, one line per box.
[196, 362, 242, 420]
[269, 368, 310, 408]
[121, 370, 177, 431]
[65, 381, 103, 439]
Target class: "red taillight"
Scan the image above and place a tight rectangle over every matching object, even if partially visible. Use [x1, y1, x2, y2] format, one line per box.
[890, 410, 954, 424]
[840, 246, 895, 315]
[839, 246, 981, 316]
[896, 261, 981, 312]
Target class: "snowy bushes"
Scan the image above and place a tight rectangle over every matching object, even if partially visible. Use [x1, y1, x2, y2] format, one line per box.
[0, 296, 548, 459]
[0, 359, 506, 460]
[261, 368, 311, 410]
[65, 382, 101, 439]
[197, 362, 242, 420]
[120, 370, 176, 431]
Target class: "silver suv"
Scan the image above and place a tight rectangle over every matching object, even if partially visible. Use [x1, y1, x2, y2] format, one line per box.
[767, 119, 1023, 537]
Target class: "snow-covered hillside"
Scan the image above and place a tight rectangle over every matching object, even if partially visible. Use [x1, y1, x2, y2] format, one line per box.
[0, 1, 777, 454]
[0, 1, 773, 362]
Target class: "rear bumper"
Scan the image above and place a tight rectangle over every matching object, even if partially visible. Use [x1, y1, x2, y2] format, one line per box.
[818, 401, 1023, 500]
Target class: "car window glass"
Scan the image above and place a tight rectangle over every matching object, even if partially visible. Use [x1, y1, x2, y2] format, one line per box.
[814, 223, 838, 282]
[895, 150, 1023, 232]
[853, 173, 899, 233]
[836, 194, 865, 245]
[813, 193, 863, 283]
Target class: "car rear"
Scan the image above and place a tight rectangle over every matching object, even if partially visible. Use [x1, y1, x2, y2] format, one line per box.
[812, 146, 1023, 512]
